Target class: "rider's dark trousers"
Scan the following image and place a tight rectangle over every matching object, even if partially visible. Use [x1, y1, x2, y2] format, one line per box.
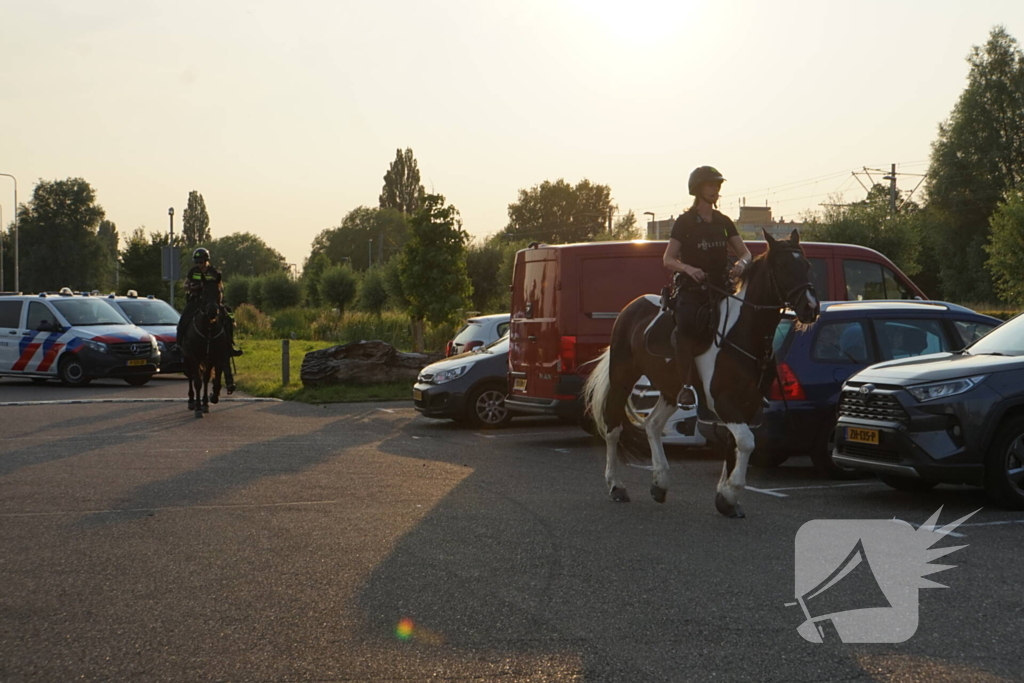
[673, 283, 704, 391]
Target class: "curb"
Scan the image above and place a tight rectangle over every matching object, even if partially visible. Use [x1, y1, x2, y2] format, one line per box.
[0, 397, 283, 407]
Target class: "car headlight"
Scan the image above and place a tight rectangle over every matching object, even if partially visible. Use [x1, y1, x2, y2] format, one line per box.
[82, 339, 108, 353]
[907, 375, 986, 403]
[157, 341, 167, 352]
[432, 365, 471, 384]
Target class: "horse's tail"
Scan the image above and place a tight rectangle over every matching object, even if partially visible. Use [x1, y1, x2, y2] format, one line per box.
[582, 347, 612, 439]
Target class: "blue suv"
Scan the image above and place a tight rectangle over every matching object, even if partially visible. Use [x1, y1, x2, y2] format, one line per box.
[754, 301, 1001, 477]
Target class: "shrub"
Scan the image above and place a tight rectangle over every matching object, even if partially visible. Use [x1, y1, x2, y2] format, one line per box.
[319, 265, 359, 314]
[310, 309, 344, 341]
[234, 303, 273, 338]
[224, 277, 252, 309]
[356, 266, 389, 316]
[271, 307, 319, 339]
[260, 271, 302, 311]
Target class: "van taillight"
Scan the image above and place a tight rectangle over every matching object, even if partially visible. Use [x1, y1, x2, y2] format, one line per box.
[769, 362, 806, 401]
[559, 336, 577, 373]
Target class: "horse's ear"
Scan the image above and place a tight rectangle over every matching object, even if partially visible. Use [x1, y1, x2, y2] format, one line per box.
[762, 228, 777, 246]
[790, 229, 801, 245]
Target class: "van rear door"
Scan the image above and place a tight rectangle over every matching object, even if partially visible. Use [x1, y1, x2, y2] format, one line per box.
[509, 249, 559, 400]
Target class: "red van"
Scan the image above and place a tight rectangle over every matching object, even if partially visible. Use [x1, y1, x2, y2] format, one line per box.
[505, 240, 925, 419]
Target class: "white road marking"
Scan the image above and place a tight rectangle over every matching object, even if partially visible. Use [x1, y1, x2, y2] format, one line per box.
[0, 397, 281, 407]
[746, 486, 788, 498]
[893, 519, 966, 538]
[956, 519, 1024, 529]
[551, 448, 571, 454]
[768, 482, 880, 492]
[377, 408, 396, 413]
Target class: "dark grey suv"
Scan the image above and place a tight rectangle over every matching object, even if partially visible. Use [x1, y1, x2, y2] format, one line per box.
[834, 312, 1024, 508]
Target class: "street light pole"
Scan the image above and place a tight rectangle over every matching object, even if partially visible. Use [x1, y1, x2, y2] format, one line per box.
[0, 173, 17, 292]
[368, 239, 373, 268]
[0, 202, 4, 291]
[168, 207, 175, 306]
[643, 211, 656, 239]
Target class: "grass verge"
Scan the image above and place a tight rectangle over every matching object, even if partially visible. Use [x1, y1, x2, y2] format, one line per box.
[232, 338, 413, 404]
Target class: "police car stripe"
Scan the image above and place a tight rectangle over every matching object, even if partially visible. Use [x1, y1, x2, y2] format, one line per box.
[11, 343, 41, 372]
[35, 343, 64, 372]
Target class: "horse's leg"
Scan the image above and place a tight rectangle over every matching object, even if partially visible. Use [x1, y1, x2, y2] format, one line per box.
[193, 364, 205, 418]
[211, 361, 222, 404]
[186, 362, 196, 411]
[645, 396, 677, 503]
[715, 424, 754, 519]
[202, 366, 211, 413]
[604, 425, 628, 502]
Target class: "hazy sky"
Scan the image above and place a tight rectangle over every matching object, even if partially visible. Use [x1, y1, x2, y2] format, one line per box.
[2, 1, 1023, 269]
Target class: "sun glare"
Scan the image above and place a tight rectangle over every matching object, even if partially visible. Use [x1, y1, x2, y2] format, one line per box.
[567, 0, 694, 43]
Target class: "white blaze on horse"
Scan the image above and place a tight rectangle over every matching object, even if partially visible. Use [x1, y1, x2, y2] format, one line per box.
[582, 229, 820, 517]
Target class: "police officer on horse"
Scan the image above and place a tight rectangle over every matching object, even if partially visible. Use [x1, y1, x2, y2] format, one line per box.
[176, 247, 242, 391]
[662, 166, 753, 409]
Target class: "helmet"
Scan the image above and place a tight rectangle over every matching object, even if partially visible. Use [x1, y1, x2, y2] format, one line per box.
[193, 248, 210, 264]
[688, 166, 726, 196]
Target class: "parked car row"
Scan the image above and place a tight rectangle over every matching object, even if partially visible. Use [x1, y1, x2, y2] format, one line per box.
[0, 289, 182, 386]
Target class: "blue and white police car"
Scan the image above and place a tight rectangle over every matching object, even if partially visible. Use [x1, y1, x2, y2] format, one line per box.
[0, 288, 160, 386]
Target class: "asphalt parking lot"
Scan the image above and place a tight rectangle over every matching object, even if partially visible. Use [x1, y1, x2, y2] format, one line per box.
[1, 377, 1022, 682]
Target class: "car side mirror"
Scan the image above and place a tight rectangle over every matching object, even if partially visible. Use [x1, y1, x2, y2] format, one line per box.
[36, 320, 55, 332]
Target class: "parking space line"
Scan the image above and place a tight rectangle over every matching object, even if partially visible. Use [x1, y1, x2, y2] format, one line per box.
[768, 482, 881, 492]
[957, 519, 1024, 529]
[746, 487, 788, 498]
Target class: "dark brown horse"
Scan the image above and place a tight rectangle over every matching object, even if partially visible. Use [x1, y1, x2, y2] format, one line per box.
[582, 229, 820, 517]
[181, 303, 229, 418]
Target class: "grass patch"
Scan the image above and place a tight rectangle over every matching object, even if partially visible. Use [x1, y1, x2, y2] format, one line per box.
[232, 337, 413, 404]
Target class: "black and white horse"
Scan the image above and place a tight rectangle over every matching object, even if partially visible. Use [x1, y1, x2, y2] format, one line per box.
[582, 229, 820, 517]
[181, 303, 229, 419]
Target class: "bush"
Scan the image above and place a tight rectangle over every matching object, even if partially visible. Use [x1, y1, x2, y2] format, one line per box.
[271, 307, 319, 339]
[310, 309, 344, 341]
[977, 310, 1021, 321]
[319, 265, 359, 314]
[249, 277, 265, 311]
[260, 271, 302, 311]
[234, 303, 273, 338]
[224, 277, 253, 309]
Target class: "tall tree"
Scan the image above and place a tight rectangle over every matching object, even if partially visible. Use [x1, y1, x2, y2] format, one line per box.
[594, 210, 642, 241]
[399, 194, 472, 351]
[379, 148, 425, 216]
[96, 219, 120, 292]
[208, 232, 287, 277]
[305, 207, 408, 272]
[504, 178, 618, 243]
[18, 177, 107, 293]
[926, 26, 1024, 302]
[985, 191, 1024, 305]
[181, 191, 211, 247]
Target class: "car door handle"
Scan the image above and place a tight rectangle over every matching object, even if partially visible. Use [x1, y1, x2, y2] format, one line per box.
[528, 335, 537, 342]
[7, 330, 17, 335]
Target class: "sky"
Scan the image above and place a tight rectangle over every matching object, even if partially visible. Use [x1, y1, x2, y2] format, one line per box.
[2, 0, 1023, 271]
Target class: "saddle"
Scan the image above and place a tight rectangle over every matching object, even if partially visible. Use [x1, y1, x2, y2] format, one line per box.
[644, 284, 721, 359]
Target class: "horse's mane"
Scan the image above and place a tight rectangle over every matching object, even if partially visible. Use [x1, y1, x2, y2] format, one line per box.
[734, 249, 770, 293]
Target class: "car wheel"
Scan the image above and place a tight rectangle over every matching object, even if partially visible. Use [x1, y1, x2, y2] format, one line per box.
[811, 428, 865, 480]
[878, 474, 939, 492]
[58, 356, 92, 387]
[466, 384, 513, 429]
[124, 374, 153, 387]
[750, 448, 790, 468]
[983, 415, 1024, 510]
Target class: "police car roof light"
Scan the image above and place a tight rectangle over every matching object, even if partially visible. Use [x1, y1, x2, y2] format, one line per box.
[59, 287, 73, 296]
[127, 290, 138, 298]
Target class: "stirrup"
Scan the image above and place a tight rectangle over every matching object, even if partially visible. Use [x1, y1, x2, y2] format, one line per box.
[231, 348, 244, 357]
[676, 385, 697, 410]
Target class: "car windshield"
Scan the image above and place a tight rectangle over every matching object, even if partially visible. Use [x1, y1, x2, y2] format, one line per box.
[965, 314, 1023, 356]
[52, 298, 130, 326]
[452, 322, 484, 344]
[112, 299, 179, 325]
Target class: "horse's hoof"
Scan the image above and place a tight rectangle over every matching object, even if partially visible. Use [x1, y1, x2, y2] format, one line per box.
[609, 486, 631, 503]
[650, 484, 668, 504]
[202, 404, 210, 413]
[187, 401, 196, 411]
[194, 410, 204, 419]
[210, 394, 219, 404]
[715, 492, 745, 519]
[226, 384, 235, 395]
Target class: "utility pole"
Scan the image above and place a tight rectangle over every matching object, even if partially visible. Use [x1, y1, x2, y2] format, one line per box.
[883, 163, 897, 217]
[168, 207, 175, 306]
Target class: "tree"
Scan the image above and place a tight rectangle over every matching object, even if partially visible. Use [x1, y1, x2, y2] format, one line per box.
[306, 207, 408, 272]
[379, 148, 425, 215]
[319, 264, 359, 314]
[208, 232, 286, 277]
[302, 252, 333, 306]
[504, 178, 619, 243]
[925, 26, 1024, 302]
[356, 266, 389, 316]
[259, 271, 302, 311]
[96, 219, 119, 292]
[399, 194, 472, 350]
[181, 191, 211, 247]
[466, 234, 532, 312]
[18, 178, 107, 292]
[119, 227, 167, 298]
[594, 210, 642, 241]
[985, 191, 1024, 305]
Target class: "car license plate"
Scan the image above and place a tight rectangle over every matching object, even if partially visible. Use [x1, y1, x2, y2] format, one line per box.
[847, 427, 879, 445]
[412, 389, 423, 401]
[127, 359, 147, 367]
[513, 378, 527, 392]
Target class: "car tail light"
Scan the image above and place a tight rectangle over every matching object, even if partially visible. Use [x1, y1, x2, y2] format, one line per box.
[559, 335, 577, 373]
[445, 341, 454, 357]
[464, 340, 484, 352]
[769, 362, 806, 401]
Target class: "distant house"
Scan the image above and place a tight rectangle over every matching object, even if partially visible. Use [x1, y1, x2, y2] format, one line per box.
[645, 206, 805, 241]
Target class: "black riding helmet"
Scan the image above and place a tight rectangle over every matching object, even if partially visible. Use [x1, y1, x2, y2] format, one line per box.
[688, 166, 726, 196]
[193, 247, 210, 264]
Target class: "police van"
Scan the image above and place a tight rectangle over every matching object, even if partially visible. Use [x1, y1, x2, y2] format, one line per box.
[103, 291, 184, 374]
[0, 288, 161, 386]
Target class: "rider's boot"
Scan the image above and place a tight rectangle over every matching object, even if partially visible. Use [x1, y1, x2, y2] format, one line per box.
[675, 337, 698, 411]
[225, 307, 244, 356]
[224, 361, 236, 395]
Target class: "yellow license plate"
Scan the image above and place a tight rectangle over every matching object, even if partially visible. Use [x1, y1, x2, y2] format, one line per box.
[127, 359, 147, 367]
[412, 389, 423, 401]
[513, 378, 527, 392]
[847, 427, 879, 445]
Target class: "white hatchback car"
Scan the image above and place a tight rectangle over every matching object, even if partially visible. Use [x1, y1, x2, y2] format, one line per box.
[446, 314, 511, 357]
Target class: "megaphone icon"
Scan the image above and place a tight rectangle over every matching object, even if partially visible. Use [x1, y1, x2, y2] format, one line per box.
[787, 538, 892, 642]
